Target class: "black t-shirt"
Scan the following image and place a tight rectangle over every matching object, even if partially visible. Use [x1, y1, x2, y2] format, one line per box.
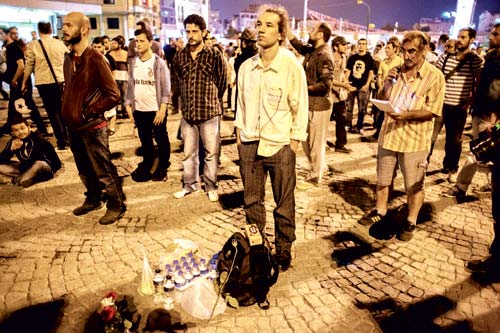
[4, 41, 24, 83]
[346, 53, 375, 89]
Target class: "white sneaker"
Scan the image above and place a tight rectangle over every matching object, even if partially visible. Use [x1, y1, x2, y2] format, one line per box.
[174, 189, 198, 199]
[208, 190, 219, 202]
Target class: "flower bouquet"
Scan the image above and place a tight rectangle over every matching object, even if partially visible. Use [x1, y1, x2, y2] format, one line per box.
[98, 292, 140, 333]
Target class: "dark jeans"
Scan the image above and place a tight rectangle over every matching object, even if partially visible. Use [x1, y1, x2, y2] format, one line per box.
[238, 142, 296, 253]
[69, 126, 125, 210]
[8, 79, 46, 134]
[116, 80, 127, 113]
[442, 104, 468, 172]
[347, 89, 369, 130]
[133, 111, 170, 171]
[330, 101, 347, 148]
[37, 83, 68, 148]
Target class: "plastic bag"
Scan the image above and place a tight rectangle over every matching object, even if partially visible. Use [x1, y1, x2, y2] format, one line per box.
[176, 277, 226, 320]
[138, 247, 155, 296]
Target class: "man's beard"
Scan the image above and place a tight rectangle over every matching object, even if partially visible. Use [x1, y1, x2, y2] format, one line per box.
[66, 32, 82, 45]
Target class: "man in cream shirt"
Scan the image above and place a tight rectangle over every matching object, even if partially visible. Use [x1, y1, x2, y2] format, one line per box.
[235, 5, 308, 271]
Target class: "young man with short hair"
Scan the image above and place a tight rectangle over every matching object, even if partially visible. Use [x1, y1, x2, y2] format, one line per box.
[346, 38, 375, 134]
[0, 116, 61, 187]
[288, 22, 334, 187]
[125, 27, 171, 182]
[433, 27, 484, 183]
[171, 14, 227, 202]
[0, 26, 47, 136]
[22, 21, 69, 150]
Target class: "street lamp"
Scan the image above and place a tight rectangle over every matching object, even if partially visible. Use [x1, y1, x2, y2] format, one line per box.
[357, 0, 371, 39]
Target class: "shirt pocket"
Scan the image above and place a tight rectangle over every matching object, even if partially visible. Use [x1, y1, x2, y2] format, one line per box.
[265, 87, 283, 110]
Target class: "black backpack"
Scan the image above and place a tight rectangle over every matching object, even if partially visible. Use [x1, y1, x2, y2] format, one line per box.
[217, 232, 279, 309]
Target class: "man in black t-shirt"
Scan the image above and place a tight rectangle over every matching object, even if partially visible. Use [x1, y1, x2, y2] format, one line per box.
[0, 26, 47, 136]
[346, 38, 375, 134]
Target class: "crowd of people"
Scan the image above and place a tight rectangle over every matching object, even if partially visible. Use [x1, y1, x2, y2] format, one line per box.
[0, 6, 499, 277]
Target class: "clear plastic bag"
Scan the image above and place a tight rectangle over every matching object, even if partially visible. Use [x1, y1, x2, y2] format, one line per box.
[176, 277, 226, 320]
[138, 247, 155, 296]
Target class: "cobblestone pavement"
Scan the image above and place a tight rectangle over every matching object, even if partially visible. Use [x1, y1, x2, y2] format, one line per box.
[0, 94, 498, 333]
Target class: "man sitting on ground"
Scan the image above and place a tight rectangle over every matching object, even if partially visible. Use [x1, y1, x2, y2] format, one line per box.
[0, 116, 61, 187]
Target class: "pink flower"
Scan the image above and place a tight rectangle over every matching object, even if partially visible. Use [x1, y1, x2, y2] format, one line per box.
[100, 305, 117, 322]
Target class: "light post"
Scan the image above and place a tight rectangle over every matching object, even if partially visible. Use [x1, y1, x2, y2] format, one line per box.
[303, 0, 308, 40]
[357, 0, 370, 39]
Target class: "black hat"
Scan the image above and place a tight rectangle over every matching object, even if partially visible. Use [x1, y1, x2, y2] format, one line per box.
[240, 28, 256, 42]
[332, 36, 349, 46]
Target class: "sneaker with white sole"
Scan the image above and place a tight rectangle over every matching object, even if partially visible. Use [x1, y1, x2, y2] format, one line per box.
[208, 190, 219, 202]
[174, 188, 198, 199]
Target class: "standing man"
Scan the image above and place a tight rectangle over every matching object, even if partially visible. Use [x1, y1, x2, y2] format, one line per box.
[0, 26, 47, 136]
[235, 6, 308, 270]
[358, 31, 445, 241]
[465, 23, 500, 277]
[125, 27, 171, 182]
[329, 35, 356, 153]
[61, 12, 126, 225]
[22, 21, 69, 150]
[346, 38, 375, 134]
[371, 37, 404, 141]
[233, 28, 258, 116]
[171, 14, 227, 202]
[432, 27, 483, 183]
[287, 22, 334, 187]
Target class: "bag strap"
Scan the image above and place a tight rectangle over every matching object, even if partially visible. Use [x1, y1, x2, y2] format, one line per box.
[38, 39, 58, 85]
[444, 53, 469, 82]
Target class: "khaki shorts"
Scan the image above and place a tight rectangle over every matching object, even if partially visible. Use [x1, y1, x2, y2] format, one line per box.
[377, 146, 429, 194]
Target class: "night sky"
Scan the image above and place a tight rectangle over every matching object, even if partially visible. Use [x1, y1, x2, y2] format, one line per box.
[211, 0, 500, 30]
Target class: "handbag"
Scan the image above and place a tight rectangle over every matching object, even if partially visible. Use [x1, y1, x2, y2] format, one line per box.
[38, 39, 64, 97]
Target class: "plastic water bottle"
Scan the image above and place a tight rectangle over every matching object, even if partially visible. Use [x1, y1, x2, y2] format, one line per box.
[199, 259, 208, 275]
[184, 267, 193, 283]
[163, 274, 175, 292]
[192, 263, 200, 277]
[174, 271, 186, 288]
[153, 269, 164, 303]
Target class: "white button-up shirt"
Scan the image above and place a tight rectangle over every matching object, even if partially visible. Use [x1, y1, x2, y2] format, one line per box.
[235, 47, 308, 157]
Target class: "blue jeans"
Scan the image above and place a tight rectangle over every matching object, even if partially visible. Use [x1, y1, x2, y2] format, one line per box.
[180, 116, 220, 192]
[347, 89, 370, 130]
[69, 126, 125, 209]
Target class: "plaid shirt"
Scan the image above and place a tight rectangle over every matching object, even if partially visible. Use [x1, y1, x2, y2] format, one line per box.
[172, 45, 227, 122]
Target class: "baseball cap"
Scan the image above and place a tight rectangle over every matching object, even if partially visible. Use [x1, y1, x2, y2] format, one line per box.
[332, 36, 348, 46]
[240, 28, 256, 42]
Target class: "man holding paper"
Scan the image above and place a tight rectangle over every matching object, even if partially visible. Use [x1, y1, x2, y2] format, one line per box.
[358, 31, 445, 241]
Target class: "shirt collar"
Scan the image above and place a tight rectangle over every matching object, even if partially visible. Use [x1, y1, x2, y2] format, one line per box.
[251, 46, 286, 73]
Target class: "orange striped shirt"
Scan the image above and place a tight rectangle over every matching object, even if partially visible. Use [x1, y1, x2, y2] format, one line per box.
[379, 61, 445, 152]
